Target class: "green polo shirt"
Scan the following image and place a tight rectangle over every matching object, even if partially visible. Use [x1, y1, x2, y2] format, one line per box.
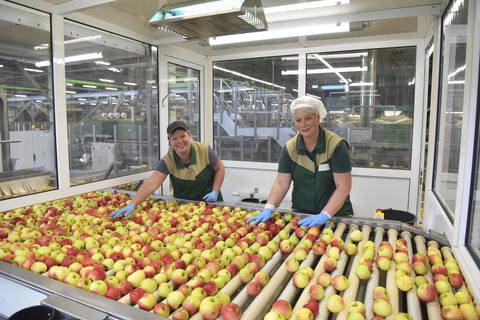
[278, 126, 353, 216]
[161, 141, 223, 201]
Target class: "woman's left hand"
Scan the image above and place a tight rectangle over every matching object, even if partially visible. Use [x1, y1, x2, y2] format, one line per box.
[202, 190, 219, 202]
[297, 211, 331, 228]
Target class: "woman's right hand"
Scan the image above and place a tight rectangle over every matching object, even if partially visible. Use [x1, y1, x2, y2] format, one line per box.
[110, 202, 136, 218]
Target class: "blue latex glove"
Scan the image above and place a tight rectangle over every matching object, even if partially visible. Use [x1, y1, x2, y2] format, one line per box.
[110, 202, 136, 218]
[246, 208, 273, 225]
[202, 190, 219, 202]
[297, 211, 330, 228]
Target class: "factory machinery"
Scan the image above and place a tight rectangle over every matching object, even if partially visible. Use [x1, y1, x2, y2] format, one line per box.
[0, 190, 478, 320]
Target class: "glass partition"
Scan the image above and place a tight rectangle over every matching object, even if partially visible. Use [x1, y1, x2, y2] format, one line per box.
[305, 47, 417, 169]
[433, 0, 469, 219]
[0, 4, 57, 200]
[167, 63, 200, 141]
[213, 56, 298, 162]
[64, 21, 159, 186]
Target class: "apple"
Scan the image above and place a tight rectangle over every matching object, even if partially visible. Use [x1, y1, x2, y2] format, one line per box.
[309, 284, 325, 300]
[182, 295, 201, 315]
[199, 296, 222, 320]
[397, 261, 413, 274]
[373, 298, 392, 317]
[312, 240, 327, 255]
[118, 281, 133, 296]
[331, 274, 348, 291]
[254, 271, 269, 286]
[171, 268, 188, 286]
[203, 280, 219, 296]
[459, 303, 479, 320]
[167, 290, 185, 310]
[355, 263, 371, 280]
[303, 299, 319, 317]
[348, 301, 366, 315]
[396, 274, 414, 292]
[413, 261, 428, 275]
[394, 313, 413, 320]
[454, 291, 471, 305]
[152, 302, 169, 316]
[221, 302, 242, 320]
[129, 287, 146, 304]
[442, 305, 464, 320]
[432, 263, 448, 276]
[279, 240, 294, 254]
[137, 292, 157, 311]
[64, 272, 81, 286]
[378, 244, 394, 260]
[376, 256, 391, 271]
[238, 267, 254, 283]
[247, 281, 262, 296]
[264, 311, 287, 320]
[127, 269, 145, 287]
[344, 243, 357, 256]
[296, 307, 314, 320]
[417, 283, 437, 302]
[30, 261, 47, 274]
[278, 230, 290, 240]
[272, 299, 292, 319]
[327, 294, 345, 313]
[191, 287, 207, 300]
[139, 278, 157, 293]
[439, 292, 457, 307]
[317, 272, 332, 287]
[171, 308, 189, 320]
[347, 312, 365, 320]
[449, 273, 464, 289]
[373, 286, 390, 300]
[105, 287, 122, 300]
[157, 282, 173, 298]
[285, 258, 299, 272]
[327, 246, 340, 260]
[293, 272, 310, 288]
[89, 280, 108, 296]
[294, 249, 307, 261]
[324, 257, 338, 272]
[435, 279, 451, 294]
[394, 252, 409, 264]
[350, 229, 363, 242]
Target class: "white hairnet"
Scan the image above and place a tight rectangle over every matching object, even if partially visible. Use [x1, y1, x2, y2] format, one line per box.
[290, 96, 327, 122]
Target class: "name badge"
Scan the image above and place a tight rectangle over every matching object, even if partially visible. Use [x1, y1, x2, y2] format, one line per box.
[318, 163, 330, 171]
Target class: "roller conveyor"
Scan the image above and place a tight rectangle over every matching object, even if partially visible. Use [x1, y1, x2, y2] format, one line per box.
[0, 190, 478, 320]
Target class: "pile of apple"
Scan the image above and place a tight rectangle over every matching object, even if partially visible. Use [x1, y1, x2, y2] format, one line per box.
[0, 191, 296, 320]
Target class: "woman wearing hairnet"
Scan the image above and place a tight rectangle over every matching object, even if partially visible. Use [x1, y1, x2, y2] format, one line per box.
[247, 96, 353, 228]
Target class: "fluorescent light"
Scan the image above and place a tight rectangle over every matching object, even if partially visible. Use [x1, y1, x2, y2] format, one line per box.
[264, 0, 349, 14]
[66, 90, 76, 94]
[89, 103, 96, 105]
[214, 65, 286, 90]
[66, 83, 74, 87]
[36, 52, 103, 67]
[150, 0, 244, 21]
[108, 67, 122, 73]
[82, 85, 97, 88]
[321, 85, 346, 90]
[209, 22, 349, 45]
[282, 66, 367, 75]
[78, 98, 87, 101]
[24, 67, 44, 73]
[99, 78, 115, 83]
[15, 94, 27, 98]
[105, 87, 118, 91]
[448, 80, 465, 84]
[350, 82, 373, 87]
[447, 64, 465, 79]
[408, 78, 415, 86]
[152, 85, 157, 89]
[95, 61, 111, 66]
[312, 54, 349, 86]
[0, 64, 3, 67]
[33, 35, 101, 50]
[124, 82, 137, 86]
[282, 52, 368, 61]
[35, 100, 42, 102]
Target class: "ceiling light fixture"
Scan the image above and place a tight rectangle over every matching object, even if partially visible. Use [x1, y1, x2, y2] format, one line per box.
[105, 87, 118, 91]
[214, 65, 286, 89]
[282, 66, 367, 75]
[99, 78, 115, 83]
[95, 61, 111, 66]
[124, 82, 137, 86]
[82, 85, 97, 89]
[0, 64, 4, 67]
[312, 54, 349, 86]
[209, 22, 349, 45]
[264, 0, 349, 14]
[281, 52, 368, 61]
[350, 81, 373, 87]
[35, 52, 103, 67]
[24, 68, 44, 73]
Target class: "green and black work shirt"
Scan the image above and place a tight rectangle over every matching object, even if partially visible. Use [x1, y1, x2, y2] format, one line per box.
[278, 126, 353, 216]
[155, 141, 223, 201]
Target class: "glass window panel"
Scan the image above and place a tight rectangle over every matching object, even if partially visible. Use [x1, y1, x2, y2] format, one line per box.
[306, 47, 416, 169]
[167, 63, 200, 141]
[467, 67, 480, 263]
[433, 0, 469, 218]
[0, 4, 57, 200]
[64, 21, 159, 185]
[213, 56, 298, 162]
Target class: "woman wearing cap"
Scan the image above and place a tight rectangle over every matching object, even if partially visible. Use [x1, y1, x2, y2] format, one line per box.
[111, 121, 225, 218]
[247, 96, 353, 228]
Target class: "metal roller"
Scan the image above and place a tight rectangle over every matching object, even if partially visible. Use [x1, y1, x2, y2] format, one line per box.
[401, 231, 423, 320]
[387, 228, 400, 316]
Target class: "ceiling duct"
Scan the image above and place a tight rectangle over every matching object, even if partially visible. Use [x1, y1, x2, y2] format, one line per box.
[149, 0, 267, 40]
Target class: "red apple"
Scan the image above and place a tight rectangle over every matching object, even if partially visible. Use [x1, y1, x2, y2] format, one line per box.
[221, 302, 242, 320]
[417, 283, 437, 302]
